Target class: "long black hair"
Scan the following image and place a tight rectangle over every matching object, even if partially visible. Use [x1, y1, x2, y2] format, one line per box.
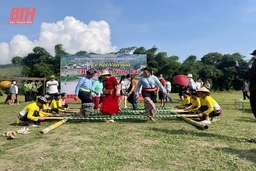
[119, 75, 126, 84]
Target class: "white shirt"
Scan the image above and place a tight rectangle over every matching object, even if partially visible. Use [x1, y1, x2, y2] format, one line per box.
[195, 81, 201, 90]
[46, 80, 59, 94]
[166, 81, 171, 91]
[188, 78, 196, 90]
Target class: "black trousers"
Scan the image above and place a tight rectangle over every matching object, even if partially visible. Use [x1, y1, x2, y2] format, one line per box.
[243, 91, 250, 100]
[250, 91, 256, 118]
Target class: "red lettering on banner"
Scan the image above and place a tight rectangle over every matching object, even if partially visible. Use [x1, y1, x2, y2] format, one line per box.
[81, 69, 87, 74]
[130, 69, 141, 74]
[9, 7, 36, 24]
[113, 69, 129, 74]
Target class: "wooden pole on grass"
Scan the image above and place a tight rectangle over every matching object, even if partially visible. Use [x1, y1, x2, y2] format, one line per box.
[39, 119, 68, 135]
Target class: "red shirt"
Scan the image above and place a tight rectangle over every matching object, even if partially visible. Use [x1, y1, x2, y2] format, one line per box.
[104, 76, 119, 89]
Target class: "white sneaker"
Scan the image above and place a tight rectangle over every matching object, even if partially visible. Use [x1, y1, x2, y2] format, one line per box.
[200, 120, 211, 124]
[29, 124, 38, 127]
[106, 119, 115, 123]
[211, 117, 220, 122]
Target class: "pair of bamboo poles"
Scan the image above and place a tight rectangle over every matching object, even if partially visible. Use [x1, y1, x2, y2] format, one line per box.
[39, 109, 208, 135]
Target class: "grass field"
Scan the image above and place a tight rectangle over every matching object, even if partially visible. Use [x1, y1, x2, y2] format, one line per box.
[0, 92, 255, 171]
[0, 66, 22, 80]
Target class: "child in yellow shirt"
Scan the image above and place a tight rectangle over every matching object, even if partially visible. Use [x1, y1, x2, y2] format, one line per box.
[185, 91, 201, 113]
[18, 97, 52, 127]
[196, 87, 222, 124]
[175, 91, 191, 109]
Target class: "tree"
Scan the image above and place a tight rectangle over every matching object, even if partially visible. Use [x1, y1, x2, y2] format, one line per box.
[75, 51, 87, 55]
[201, 52, 222, 66]
[117, 46, 137, 54]
[11, 56, 23, 66]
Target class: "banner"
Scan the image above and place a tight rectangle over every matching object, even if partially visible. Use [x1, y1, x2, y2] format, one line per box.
[60, 54, 147, 94]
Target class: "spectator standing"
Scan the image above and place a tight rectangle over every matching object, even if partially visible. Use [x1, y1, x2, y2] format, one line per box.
[46, 75, 59, 98]
[165, 79, 173, 102]
[242, 80, 250, 100]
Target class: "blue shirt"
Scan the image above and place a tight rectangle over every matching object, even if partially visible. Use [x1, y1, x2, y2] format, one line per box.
[135, 75, 167, 94]
[75, 77, 95, 95]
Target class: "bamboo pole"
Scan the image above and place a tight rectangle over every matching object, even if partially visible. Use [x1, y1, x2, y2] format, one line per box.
[39, 119, 68, 135]
[181, 117, 208, 130]
[41, 117, 65, 120]
[171, 110, 208, 130]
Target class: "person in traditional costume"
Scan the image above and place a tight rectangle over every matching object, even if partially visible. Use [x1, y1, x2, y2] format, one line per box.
[74, 68, 98, 117]
[135, 66, 167, 121]
[100, 70, 120, 122]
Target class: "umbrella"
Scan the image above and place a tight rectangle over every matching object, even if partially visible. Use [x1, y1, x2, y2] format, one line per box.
[172, 75, 189, 86]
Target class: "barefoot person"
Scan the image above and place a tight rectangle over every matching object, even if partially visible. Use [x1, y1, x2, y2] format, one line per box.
[135, 66, 166, 121]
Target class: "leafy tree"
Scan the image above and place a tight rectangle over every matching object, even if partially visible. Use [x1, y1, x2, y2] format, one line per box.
[117, 46, 137, 54]
[75, 51, 87, 55]
[11, 56, 23, 66]
[201, 52, 222, 66]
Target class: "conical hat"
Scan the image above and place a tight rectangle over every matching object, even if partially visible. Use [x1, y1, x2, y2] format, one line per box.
[196, 87, 211, 94]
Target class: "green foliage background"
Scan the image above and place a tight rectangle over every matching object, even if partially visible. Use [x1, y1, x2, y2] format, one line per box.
[2, 44, 252, 92]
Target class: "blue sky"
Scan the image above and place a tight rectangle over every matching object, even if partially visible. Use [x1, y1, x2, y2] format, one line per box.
[1, 0, 256, 64]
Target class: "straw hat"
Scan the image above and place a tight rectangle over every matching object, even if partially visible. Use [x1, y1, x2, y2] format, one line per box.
[196, 87, 211, 94]
[101, 70, 111, 76]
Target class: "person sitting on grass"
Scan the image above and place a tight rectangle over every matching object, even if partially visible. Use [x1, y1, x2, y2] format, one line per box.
[175, 91, 191, 109]
[50, 93, 67, 114]
[18, 96, 52, 127]
[185, 91, 201, 113]
[196, 87, 222, 124]
[61, 92, 69, 110]
[42, 95, 53, 113]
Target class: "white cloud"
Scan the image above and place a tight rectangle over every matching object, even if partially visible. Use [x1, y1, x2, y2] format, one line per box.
[0, 16, 117, 64]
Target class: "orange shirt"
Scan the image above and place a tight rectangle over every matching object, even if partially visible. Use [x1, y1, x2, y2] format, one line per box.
[160, 79, 166, 89]
[131, 79, 137, 92]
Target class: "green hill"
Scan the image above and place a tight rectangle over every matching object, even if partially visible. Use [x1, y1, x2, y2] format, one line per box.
[0, 64, 22, 80]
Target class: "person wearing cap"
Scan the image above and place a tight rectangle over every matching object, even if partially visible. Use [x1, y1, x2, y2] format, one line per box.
[175, 91, 191, 109]
[46, 75, 59, 98]
[100, 70, 120, 122]
[75, 68, 98, 117]
[185, 91, 201, 113]
[18, 97, 53, 127]
[187, 74, 196, 90]
[196, 87, 222, 124]
[135, 66, 167, 120]
[235, 49, 256, 119]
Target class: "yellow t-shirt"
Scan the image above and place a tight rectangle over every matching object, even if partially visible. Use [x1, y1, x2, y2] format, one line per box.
[21, 102, 50, 121]
[178, 96, 191, 108]
[200, 96, 221, 115]
[186, 97, 201, 112]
